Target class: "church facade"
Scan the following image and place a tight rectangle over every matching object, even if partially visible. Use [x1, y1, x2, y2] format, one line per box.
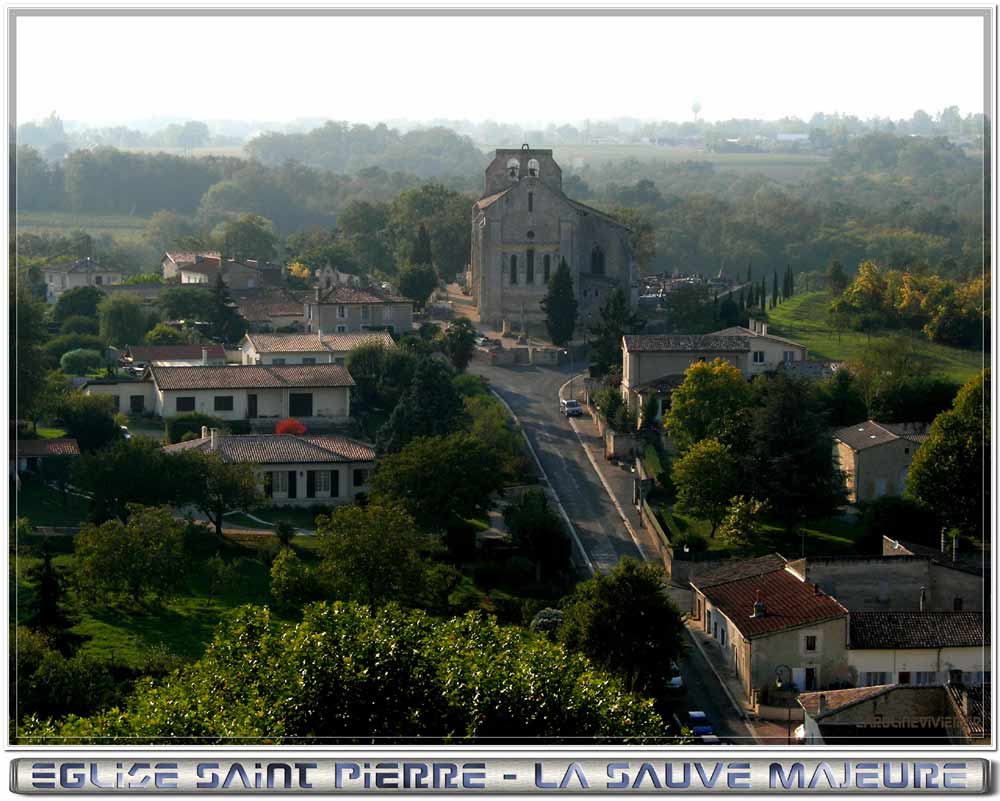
[470, 146, 637, 330]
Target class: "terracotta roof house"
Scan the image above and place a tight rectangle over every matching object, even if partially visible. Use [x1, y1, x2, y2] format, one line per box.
[710, 318, 808, 375]
[690, 566, 850, 701]
[848, 611, 989, 689]
[833, 420, 928, 504]
[304, 280, 413, 337]
[125, 343, 227, 367]
[10, 438, 80, 478]
[41, 258, 124, 304]
[163, 428, 374, 508]
[240, 331, 395, 366]
[688, 553, 789, 589]
[621, 333, 751, 420]
[178, 258, 283, 290]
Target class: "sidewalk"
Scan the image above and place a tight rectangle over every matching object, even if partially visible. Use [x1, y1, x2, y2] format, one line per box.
[685, 618, 756, 718]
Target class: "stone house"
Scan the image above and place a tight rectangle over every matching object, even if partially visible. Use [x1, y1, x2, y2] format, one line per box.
[179, 258, 282, 289]
[689, 556, 850, 700]
[230, 288, 308, 332]
[304, 283, 413, 336]
[240, 331, 394, 366]
[882, 535, 986, 610]
[832, 420, 929, 503]
[470, 146, 637, 330]
[162, 428, 374, 507]
[784, 553, 982, 613]
[848, 611, 989, 688]
[709, 319, 808, 376]
[797, 683, 988, 744]
[41, 258, 123, 304]
[620, 334, 750, 415]
[161, 251, 222, 281]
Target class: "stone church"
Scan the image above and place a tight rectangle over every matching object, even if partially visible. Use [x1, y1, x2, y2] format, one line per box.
[469, 145, 637, 330]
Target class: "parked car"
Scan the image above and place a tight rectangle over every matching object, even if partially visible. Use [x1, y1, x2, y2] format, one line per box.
[560, 398, 583, 417]
[667, 660, 685, 692]
[683, 710, 714, 737]
[120, 425, 132, 441]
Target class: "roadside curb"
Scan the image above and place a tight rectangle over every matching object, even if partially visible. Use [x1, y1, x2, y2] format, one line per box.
[684, 623, 763, 745]
[557, 375, 650, 560]
[489, 388, 596, 576]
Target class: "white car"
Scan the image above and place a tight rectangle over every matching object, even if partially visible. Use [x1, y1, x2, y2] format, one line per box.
[120, 425, 132, 441]
[667, 660, 684, 692]
[560, 398, 583, 417]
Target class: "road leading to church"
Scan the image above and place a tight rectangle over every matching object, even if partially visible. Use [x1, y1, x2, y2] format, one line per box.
[470, 357, 757, 744]
[470, 360, 643, 574]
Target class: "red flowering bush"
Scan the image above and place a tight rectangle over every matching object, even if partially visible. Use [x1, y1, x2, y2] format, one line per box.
[275, 418, 307, 436]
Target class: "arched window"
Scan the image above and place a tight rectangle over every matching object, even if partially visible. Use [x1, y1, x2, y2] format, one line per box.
[528, 192, 534, 212]
[506, 158, 520, 179]
[543, 254, 551, 282]
[527, 158, 540, 177]
[591, 245, 606, 276]
[526, 249, 535, 284]
[510, 254, 518, 284]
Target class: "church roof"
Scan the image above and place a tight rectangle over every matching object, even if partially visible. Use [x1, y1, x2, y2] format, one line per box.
[475, 188, 513, 211]
[567, 199, 631, 231]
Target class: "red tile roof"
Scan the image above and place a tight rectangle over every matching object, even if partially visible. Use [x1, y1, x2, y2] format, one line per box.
[163, 433, 374, 464]
[149, 364, 354, 390]
[690, 554, 788, 588]
[313, 285, 407, 305]
[13, 438, 81, 458]
[164, 251, 221, 265]
[622, 334, 751, 353]
[798, 685, 895, 720]
[231, 288, 307, 321]
[699, 568, 847, 638]
[126, 344, 226, 362]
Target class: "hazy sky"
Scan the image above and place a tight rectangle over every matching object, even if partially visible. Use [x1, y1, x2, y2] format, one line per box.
[16, 14, 986, 127]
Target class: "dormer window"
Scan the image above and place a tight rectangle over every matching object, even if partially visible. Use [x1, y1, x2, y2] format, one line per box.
[507, 158, 520, 179]
[527, 158, 539, 177]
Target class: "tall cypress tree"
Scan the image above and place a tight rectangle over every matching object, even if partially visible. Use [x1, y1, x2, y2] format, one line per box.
[788, 266, 795, 298]
[541, 257, 578, 347]
[411, 224, 434, 266]
[771, 272, 779, 308]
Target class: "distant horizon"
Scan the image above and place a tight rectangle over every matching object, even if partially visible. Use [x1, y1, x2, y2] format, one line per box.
[16, 14, 985, 126]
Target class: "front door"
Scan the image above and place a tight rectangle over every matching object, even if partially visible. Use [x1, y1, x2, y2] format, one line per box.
[804, 667, 817, 691]
[130, 395, 144, 413]
[248, 394, 258, 419]
[288, 470, 297, 499]
[289, 393, 313, 417]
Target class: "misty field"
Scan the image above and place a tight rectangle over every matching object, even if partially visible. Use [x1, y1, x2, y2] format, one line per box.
[538, 144, 830, 183]
[768, 291, 985, 383]
[15, 211, 152, 238]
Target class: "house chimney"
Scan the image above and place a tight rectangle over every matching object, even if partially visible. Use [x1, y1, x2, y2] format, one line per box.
[202, 348, 209, 366]
[751, 589, 766, 618]
[209, 428, 218, 450]
[201, 425, 209, 439]
[919, 586, 927, 612]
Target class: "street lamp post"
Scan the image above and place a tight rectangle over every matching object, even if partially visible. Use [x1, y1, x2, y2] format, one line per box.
[775, 664, 793, 745]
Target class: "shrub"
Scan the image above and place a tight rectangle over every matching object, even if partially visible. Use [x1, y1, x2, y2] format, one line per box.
[59, 348, 104, 375]
[717, 495, 768, 547]
[275, 418, 307, 436]
[274, 521, 295, 548]
[269, 549, 319, 609]
[671, 528, 708, 556]
[59, 315, 99, 336]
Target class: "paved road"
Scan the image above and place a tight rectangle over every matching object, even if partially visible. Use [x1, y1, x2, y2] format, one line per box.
[471, 356, 755, 744]
[470, 360, 643, 574]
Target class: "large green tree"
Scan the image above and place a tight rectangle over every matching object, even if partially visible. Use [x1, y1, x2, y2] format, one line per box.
[98, 293, 147, 347]
[503, 489, 571, 581]
[19, 603, 664, 742]
[540, 257, 578, 346]
[440, 317, 477, 372]
[398, 263, 438, 310]
[388, 184, 470, 282]
[53, 392, 122, 452]
[370, 434, 502, 529]
[177, 451, 262, 538]
[159, 286, 215, 321]
[214, 213, 278, 262]
[315, 502, 431, 604]
[665, 358, 753, 452]
[558, 558, 686, 695]
[588, 287, 645, 372]
[53, 285, 104, 321]
[906, 370, 988, 538]
[12, 282, 50, 425]
[376, 357, 463, 453]
[208, 273, 247, 343]
[672, 438, 740, 537]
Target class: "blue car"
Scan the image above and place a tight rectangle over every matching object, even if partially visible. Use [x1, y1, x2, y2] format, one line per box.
[686, 710, 714, 737]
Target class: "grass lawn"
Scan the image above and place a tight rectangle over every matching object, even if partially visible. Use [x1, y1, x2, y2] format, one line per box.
[662, 505, 866, 561]
[768, 292, 985, 384]
[225, 506, 325, 531]
[13, 480, 90, 527]
[35, 426, 68, 439]
[16, 211, 152, 239]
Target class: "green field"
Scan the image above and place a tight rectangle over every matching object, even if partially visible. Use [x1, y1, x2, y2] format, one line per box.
[530, 144, 829, 184]
[768, 292, 985, 383]
[15, 211, 152, 239]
